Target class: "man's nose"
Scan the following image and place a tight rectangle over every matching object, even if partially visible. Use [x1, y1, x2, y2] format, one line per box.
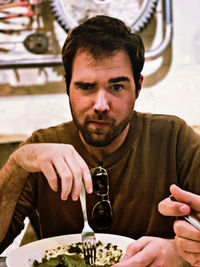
[93, 89, 110, 113]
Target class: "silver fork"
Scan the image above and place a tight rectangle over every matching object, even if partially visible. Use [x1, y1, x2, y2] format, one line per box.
[80, 183, 96, 265]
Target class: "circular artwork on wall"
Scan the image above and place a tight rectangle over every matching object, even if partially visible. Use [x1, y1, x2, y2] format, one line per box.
[49, 0, 158, 33]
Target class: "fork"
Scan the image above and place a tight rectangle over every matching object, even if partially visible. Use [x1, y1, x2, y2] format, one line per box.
[80, 183, 96, 265]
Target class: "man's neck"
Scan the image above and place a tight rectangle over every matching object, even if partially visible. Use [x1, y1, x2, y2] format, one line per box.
[79, 124, 130, 163]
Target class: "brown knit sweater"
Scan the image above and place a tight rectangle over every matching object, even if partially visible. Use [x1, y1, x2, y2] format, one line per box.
[1, 111, 200, 252]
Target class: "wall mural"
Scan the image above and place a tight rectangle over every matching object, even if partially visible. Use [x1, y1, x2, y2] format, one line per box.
[0, 0, 172, 96]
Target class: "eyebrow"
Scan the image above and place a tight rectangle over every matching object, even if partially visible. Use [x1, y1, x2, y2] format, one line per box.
[73, 76, 130, 87]
[74, 81, 96, 87]
[108, 76, 130, 83]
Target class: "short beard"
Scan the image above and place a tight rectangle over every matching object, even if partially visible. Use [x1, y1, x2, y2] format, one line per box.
[71, 111, 133, 147]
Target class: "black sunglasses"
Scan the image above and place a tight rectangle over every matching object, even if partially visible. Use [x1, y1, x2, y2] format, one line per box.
[90, 167, 113, 230]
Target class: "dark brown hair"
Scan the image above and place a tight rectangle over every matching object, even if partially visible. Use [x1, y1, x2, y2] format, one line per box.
[62, 15, 145, 95]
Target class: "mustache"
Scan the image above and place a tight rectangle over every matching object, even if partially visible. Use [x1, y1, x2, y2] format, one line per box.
[84, 114, 115, 123]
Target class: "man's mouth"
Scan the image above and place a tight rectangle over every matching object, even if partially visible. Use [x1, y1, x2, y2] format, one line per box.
[89, 121, 110, 126]
[88, 120, 111, 128]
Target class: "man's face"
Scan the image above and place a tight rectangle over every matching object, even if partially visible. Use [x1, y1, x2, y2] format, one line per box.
[69, 49, 142, 147]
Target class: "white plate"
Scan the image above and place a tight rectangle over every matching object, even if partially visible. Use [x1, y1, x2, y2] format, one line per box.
[6, 233, 134, 267]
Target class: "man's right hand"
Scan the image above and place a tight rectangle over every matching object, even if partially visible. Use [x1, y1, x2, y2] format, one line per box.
[10, 143, 93, 201]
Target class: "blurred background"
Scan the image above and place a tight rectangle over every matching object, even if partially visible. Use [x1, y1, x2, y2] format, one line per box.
[0, 0, 200, 256]
[0, 0, 200, 140]
[0, 0, 200, 162]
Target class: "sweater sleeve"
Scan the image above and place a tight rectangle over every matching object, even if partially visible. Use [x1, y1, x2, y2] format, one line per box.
[176, 120, 200, 193]
[0, 173, 37, 253]
[0, 124, 69, 253]
[0, 133, 38, 252]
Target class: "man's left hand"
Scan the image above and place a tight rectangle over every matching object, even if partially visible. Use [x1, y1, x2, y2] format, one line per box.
[158, 184, 200, 266]
[112, 236, 190, 267]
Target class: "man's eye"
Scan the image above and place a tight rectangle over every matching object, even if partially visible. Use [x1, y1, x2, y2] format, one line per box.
[78, 84, 94, 91]
[111, 84, 123, 91]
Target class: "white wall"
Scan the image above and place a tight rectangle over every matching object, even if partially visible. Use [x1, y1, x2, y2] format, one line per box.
[135, 0, 200, 125]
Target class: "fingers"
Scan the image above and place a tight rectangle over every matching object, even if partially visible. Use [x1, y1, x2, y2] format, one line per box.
[61, 151, 92, 201]
[176, 249, 200, 267]
[34, 144, 92, 201]
[113, 237, 154, 267]
[73, 152, 93, 194]
[170, 184, 200, 212]
[174, 220, 200, 241]
[40, 161, 59, 192]
[125, 238, 151, 257]
[113, 253, 153, 267]
[158, 183, 200, 217]
[54, 157, 74, 201]
[124, 242, 154, 266]
[114, 237, 186, 267]
[62, 155, 82, 201]
[175, 235, 200, 252]
[158, 196, 190, 217]
[175, 234, 200, 266]
[174, 220, 200, 266]
[53, 147, 92, 201]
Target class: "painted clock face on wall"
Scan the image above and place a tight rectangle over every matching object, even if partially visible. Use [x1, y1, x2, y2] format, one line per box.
[49, 0, 158, 33]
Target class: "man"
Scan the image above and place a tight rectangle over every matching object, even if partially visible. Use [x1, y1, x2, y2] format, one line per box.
[0, 15, 200, 266]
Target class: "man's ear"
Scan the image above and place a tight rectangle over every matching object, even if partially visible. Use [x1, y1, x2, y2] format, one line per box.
[136, 74, 143, 98]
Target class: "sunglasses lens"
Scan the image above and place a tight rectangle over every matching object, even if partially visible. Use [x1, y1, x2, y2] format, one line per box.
[92, 200, 113, 229]
[91, 168, 108, 195]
